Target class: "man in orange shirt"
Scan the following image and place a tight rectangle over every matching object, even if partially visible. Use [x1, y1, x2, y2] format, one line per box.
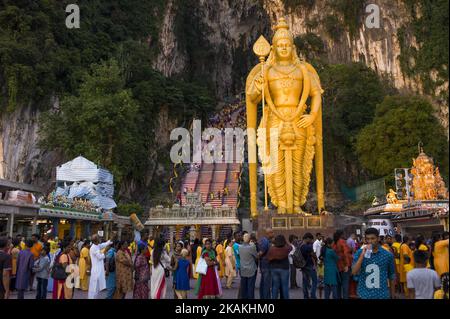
[333, 230, 353, 299]
[30, 234, 43, 260]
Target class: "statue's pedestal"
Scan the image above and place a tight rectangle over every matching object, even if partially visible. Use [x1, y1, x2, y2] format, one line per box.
[255, 209, 336, 237]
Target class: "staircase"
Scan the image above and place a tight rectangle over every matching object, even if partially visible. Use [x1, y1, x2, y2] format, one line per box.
[207, 163, 227, 207]
[195, 163, 214, 203]
[178, 100, 246, 210]
[222, 163, 241, 207]
[180, 169, 200, 205]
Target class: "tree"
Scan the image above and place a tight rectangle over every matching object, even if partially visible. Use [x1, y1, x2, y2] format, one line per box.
[39, 59, 143, 183]
[116, 202, 144, 217]
[356, 95, 449, 181]
[320, 63, 390, 187]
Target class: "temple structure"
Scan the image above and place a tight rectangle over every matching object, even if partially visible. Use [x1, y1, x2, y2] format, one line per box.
[0, 156, 131, 239]
[145, 192, 240, 246]
[364, 148, 449, 237]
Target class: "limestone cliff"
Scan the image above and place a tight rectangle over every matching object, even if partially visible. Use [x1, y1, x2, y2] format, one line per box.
[0, 0, 447, 207]
[153, 0, 447, 129]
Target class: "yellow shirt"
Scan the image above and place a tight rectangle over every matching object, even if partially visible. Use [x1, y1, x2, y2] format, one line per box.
[48, 240, 59, 254]
[433, 239, 449, 277]
[78, 247, 90, 279]
[20, 241, 26, 250]
[434, 289, 449, 299]
[400, 243, 414, 283]
[129, 241, 136, 255]
[392, 242, 401, 265]
[404, 263, 414, 273]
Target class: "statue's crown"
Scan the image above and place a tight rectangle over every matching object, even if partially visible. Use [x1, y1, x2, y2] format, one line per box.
[272, 18, 293, 44]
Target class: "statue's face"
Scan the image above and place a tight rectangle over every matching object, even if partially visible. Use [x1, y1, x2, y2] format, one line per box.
[275, 38, 293, 61]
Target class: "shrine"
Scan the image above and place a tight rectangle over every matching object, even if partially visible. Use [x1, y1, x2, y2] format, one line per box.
[364, 147, 449, 237]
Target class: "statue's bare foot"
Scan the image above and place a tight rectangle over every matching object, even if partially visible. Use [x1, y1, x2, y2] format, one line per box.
[278, 207, 286, 214]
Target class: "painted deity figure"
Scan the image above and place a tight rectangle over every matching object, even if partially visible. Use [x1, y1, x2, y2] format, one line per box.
[386, 189, 399, 204]
[246, 18, 324, 215]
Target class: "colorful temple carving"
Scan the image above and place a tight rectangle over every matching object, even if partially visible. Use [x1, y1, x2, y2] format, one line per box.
[411, 149, 449, 201]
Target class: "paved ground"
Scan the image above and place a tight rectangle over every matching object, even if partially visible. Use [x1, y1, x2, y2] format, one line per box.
[10, 270, 314, 299]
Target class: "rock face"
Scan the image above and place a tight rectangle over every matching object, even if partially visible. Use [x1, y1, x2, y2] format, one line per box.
[1, 0, 447, 202]
[153, 0, 447, 128]
[0, 103, 61, 192]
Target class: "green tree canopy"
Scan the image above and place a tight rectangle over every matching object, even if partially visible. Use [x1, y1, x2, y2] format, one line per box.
[39, 59, 142, 183]
[356, 95, 449, 180]
[320, 62, 390, 187]
[116, 202, 144, 217]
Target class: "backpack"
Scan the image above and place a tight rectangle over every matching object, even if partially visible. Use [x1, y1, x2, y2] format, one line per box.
[51, 253, 68, 280]
[292, 244, 306, 269]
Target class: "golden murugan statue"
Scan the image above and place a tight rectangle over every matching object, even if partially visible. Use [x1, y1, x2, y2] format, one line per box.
[246, 18, 324, 217]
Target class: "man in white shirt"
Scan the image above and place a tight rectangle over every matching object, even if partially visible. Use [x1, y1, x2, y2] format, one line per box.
[313, 233, 323, 259]
[288, 234, 299, 289]
[407, 250, 441, 299]
[88, 234, 113, 299]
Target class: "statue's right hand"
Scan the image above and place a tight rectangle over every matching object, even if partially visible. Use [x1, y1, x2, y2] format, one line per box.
[254, 75, 264, 92]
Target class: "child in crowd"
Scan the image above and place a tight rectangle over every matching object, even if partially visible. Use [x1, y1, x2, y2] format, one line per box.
[33, 246, 50, 299]
[406, 250, 440, 299]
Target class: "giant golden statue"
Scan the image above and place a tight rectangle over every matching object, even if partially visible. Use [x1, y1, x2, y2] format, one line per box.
[246, 18, 324, 217]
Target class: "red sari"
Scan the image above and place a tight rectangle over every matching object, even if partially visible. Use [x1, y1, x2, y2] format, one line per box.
[197, 250, 220, 299]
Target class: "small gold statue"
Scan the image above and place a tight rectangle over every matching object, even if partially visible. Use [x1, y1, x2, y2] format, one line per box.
[386, 189, 399, 204]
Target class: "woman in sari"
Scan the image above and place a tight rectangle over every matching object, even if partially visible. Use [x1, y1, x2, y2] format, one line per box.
[193, 240, 203, 279]
[114, 241, 133, 299]
[195, 238, 221, 299]
[78, 240, 91, 291]
[224, 240, 236, 289]
[133, 244, 150, 299]
[52, 241, 74, 299]
[215, 239, 225, 279]
[9, 238, 21, 292]
[150, 238, 171, 299]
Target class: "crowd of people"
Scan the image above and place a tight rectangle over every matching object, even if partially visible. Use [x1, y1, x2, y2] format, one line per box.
[0, 228, 448, 300]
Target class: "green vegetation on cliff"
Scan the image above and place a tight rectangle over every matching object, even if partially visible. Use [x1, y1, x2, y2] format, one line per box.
[0, 0, 214, 204]
[398, 0, 449, 101]
[0, 0, 165, 112]
[319, 63, 392, 190]
[356, 95, 449, 182]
